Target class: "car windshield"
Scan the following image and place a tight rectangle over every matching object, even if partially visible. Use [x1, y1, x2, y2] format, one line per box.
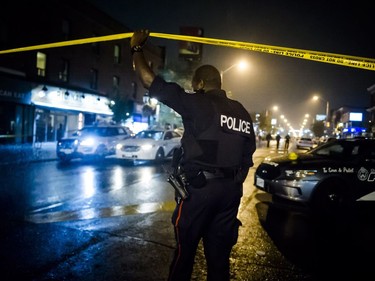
[309, 141, 359, 159]
[135, 130, 163, 141]
[77, 127, 108, 137]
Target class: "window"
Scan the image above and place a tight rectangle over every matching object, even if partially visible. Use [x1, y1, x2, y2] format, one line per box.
[114, 44, 121, 64]
[36, 52, 47, 77]
[91, 33, 100, 55]
[113, 76, 119, 88]
[164, 132, 172, 140]
[351, 145, 359, 155]
[90, 68, 98, 90]
[0, 24, 8, 45]
[62, 19, 70, 40]
[132, 81, 137, 99]
[59, 59, 69, 82]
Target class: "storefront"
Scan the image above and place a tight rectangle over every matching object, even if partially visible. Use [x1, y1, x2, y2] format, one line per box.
[0, 75, 113, 144]
[31, 84, 113, 143]
[0, 75, 33, 144]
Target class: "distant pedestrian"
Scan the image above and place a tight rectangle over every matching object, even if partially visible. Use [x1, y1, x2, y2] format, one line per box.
[284, 134, 290, 150]
[276, 134, 281, 149]
[57, 124, 64, 141]
[266, 133, 272, 148]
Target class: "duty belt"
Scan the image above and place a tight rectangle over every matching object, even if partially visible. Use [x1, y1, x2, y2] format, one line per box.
[203, 168, 235, 179]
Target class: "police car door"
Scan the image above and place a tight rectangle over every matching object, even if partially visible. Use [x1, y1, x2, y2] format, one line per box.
[356, 143, 375, 201]
[163, 131, 181, 155]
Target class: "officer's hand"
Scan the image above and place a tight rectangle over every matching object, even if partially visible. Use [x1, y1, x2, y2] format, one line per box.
[131, 29, 149, 49]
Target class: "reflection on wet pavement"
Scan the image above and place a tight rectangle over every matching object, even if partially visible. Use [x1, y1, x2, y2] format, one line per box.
[25, 201, 176, 224]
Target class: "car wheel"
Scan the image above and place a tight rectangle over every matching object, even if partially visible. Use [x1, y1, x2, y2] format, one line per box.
[154, 148, 165, 163]
[310, 179, 352, 217]
[58, 155, 71, 163]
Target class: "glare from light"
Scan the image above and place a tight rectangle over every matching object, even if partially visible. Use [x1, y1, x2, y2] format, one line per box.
[111, 167, 124, 190]
[141, 144, 153, 150]
[237, 60, 248, 71]
[140, 167, 153, 184]
[81, 168, 95, 198]
[81, 138, 95, 146]
[150, 97, 158, 106]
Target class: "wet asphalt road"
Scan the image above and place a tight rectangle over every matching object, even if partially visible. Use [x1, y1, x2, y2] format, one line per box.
[1, 144, 374, 280]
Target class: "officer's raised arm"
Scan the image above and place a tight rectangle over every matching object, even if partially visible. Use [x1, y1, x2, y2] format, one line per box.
[130, 29, 155, 89]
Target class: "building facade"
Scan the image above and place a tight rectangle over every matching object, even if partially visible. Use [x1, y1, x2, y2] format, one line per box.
[0, 0, 164, 144]
[331, 106, 371, 138]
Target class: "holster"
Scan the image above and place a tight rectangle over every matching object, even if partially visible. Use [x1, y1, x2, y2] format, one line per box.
[167, 172, 189, 200]
[186, 170, 206, 188]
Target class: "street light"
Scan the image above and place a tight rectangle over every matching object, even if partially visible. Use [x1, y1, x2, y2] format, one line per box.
[313, 95, 330, 129]
[220, 60, 248, 89]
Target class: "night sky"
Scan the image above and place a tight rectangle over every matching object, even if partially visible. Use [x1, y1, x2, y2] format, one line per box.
[87, 0, 374, 129]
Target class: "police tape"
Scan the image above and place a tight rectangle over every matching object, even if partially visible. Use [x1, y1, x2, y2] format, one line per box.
[152, 33, 375, 71]
[0, 33, 132, 54]
[1, 32, 374, 71]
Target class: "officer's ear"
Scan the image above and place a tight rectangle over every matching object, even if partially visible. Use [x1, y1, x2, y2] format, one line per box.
[197, 79, 205, 90]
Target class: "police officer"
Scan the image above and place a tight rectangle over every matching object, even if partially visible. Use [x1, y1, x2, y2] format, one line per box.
[130, 29, 256, 281]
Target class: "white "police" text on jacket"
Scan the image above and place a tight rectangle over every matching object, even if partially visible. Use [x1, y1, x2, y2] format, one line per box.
[220, 115, 252, 135]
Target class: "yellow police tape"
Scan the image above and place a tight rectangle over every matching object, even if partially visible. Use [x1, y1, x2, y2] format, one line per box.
[1, 32, 374, 71]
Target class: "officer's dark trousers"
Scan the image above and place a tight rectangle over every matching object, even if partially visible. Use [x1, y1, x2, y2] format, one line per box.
[168, 177, 242, 281]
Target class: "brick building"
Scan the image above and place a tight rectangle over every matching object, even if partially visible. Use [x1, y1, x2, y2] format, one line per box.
[0, 0, 164, 144]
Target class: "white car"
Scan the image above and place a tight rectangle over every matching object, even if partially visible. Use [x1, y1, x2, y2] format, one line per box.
[56, 125, 133, 162]
[296, 137, 314, 150]
[115, 129, 182, 162]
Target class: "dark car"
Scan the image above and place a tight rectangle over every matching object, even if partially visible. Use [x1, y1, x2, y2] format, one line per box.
[56, 125, 133, 162]
[254, 138, 375, 215]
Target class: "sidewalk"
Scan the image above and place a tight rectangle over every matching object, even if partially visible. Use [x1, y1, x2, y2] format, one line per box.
[0, 142, 57, 165]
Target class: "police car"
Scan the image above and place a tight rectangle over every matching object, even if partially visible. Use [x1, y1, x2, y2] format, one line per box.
[254, 138, 375, 215]
[115, 129, 182, 163]
[56, 125, 133, 162]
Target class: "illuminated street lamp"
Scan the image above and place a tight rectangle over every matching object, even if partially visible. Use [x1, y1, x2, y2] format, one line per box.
[264, 105, 279, 134]
[313, 95, 330, 129]
[220, 60, 248, 89]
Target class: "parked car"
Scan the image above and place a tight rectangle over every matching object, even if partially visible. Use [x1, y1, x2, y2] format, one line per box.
[296, 137, 314, 150]
[115, 129, 182, 163]
[56, 125, 133, 162]
[254, 138, 375, 216]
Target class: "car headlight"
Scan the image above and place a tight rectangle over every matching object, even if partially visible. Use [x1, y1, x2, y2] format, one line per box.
[116, 143, 123, 150]
[285, 169, 317, 179]
[80, 137, 95, 146]
[141, 144, 153, 150]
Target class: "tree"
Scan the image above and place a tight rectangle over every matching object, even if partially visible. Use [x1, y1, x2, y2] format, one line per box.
[110, 95, 133, 123]
[258, 110, 272, 133]
[311, 120, 324, 137]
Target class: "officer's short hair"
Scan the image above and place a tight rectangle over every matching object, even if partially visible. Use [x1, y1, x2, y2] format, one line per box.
[193, 65, 222, 89]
